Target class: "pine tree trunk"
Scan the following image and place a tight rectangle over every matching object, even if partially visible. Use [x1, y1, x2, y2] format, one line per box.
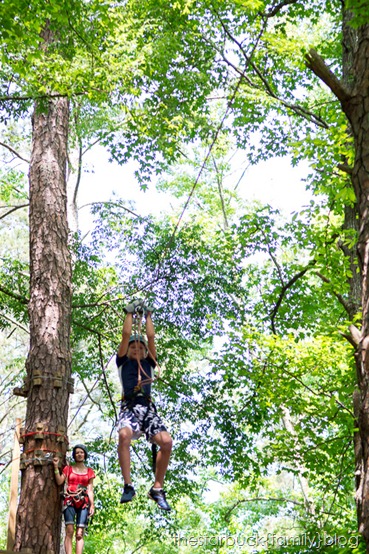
[14, 97, 71, 553]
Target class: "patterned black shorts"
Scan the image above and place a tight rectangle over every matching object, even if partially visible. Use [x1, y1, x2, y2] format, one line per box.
[117, 402, 168, 441]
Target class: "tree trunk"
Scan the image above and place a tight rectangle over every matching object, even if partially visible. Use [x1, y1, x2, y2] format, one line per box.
[343, 21, 369, 546]
[306, 8, 369, 548]
[14, 97, 71, 554]
[340, 8, 365, 539]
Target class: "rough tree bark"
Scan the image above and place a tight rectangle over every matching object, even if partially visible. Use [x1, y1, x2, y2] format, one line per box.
[14, 97, 71, 553]
[307, 8, 369, 549]
[347, 25, 369, 545]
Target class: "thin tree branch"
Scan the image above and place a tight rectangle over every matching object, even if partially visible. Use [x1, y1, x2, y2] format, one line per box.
[281, 406, 316, 513]
[78, 201, 142, 219]
[265, 0, 299, 17]
[72, 321, 112, 341]
[68, 377, 100, 429]
[315, 271, 351, 313]
[82, 137, 104, 156]
[156, 24, 267, 272]
[0, 285, 28, 304]
[270, 263, 316, 333]
[214, 17, 329, 128]
[278, 364, 355, 418]
[0, 142, 30, 163]
[0, 203, 29, 220]
[224, 496, 307, 521]
[263, 230, 285, 287]
[80, 377, 103, 410]
[337, 162, 353, 175]
[249, 57, 330, 127]
[72, 403, 95, 435]
[0, 91, 88, 102]
[0, 367, 24, 392]
[212, 155, 229, 230]
[71, 107, 84, 206]
[305, 48, 351, 103]
[73, 143, 83, 206]
[308, 433, 353, 452]
[130, 543, 145, 554]
[0, 314, 29, 334]
[98, 336, 118, 423]
[324, 440, 352, 522]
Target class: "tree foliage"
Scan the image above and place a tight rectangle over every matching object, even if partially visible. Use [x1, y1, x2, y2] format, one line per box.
[0, 0, 368, 551]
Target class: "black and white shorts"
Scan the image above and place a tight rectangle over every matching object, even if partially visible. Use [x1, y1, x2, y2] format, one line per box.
[117, 401, 168, 442]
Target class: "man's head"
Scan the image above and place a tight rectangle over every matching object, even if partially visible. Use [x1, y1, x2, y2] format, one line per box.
[127, 334, 148, 360]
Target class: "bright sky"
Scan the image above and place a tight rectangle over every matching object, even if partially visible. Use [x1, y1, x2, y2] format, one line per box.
[78, 146, 312, 236]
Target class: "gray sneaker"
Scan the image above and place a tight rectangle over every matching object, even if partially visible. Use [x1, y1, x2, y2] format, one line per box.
[120, 484, 136, 503]
[148, 487, 171, 511]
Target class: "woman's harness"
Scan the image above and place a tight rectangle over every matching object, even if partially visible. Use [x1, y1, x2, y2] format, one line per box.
[62, 466, 90, 511]
[63, 485, 89, 510]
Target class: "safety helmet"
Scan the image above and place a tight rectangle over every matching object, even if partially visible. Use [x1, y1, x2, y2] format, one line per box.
[128, 334, 147, 347]
[72, 444, 88, 461]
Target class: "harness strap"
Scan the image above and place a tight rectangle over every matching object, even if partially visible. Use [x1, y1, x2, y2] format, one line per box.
[66, 485, 87, 498]
[122, 389, 152, 407]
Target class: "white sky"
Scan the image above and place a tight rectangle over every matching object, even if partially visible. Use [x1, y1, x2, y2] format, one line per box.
[77, 146, 312, 235]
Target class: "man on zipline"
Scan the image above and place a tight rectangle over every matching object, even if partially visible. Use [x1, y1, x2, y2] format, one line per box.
[116, 299, 172, 511]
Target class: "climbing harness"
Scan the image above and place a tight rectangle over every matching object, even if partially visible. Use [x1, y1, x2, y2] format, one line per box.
[120, 389, 159, 474]
[63, 485, 89, 510]
[117, 298, 162, 473]
[61, 464, 92, 511]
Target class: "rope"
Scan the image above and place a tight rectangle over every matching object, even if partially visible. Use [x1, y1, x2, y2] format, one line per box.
[24, 448, 58, 456]
[146, 340, 162, 382]
[98, 339, 118, 423]
[20, 431, 67, 440]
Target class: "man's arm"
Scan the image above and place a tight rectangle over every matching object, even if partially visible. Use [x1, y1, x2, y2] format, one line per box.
[118, 313, 133, 357]
[145, 312, 157, 360]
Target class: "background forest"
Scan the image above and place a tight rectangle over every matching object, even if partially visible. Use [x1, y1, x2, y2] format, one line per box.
[0, 0, 366, 552]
